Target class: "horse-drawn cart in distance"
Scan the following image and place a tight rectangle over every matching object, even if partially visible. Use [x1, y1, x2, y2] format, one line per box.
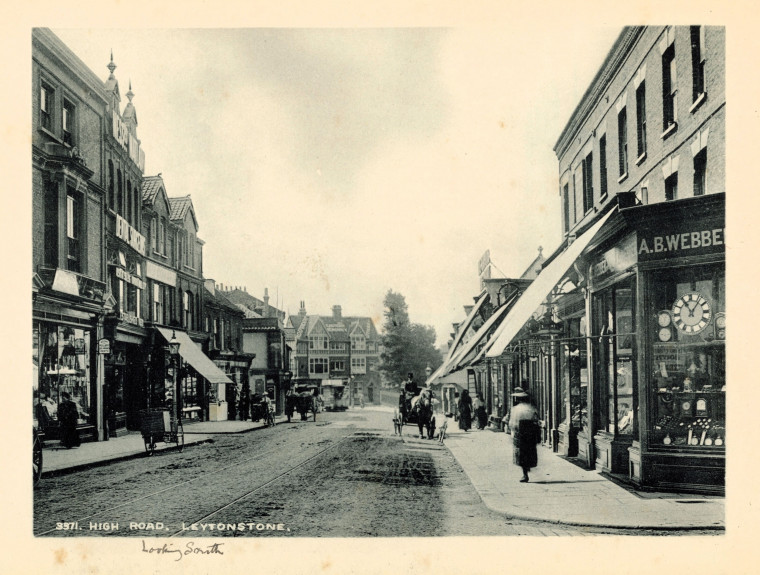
[285, 384, 320, 422]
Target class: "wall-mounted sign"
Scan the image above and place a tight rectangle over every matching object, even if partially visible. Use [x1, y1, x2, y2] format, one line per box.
[119, 310, 144, 327]
[98, 338, 111, 355]
[112, 111, 145, 173]
[115, 266, 146, 290]
[115, 214, 146, 255]
[637, 226, 725, 262]
[591, 233, 637, 283]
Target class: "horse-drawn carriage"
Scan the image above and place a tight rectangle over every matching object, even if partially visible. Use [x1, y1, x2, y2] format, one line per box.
[285, 384, 320, 422]
[393, 388, 436, 439]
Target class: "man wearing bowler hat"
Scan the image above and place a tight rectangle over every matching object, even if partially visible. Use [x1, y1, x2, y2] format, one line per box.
[508, 386, 540, 482]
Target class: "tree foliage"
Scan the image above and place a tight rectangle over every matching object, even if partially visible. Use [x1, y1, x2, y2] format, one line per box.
[379, 290, 443, 387]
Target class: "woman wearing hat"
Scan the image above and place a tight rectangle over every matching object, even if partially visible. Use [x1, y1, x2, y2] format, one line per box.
[508, 387, 540, 482]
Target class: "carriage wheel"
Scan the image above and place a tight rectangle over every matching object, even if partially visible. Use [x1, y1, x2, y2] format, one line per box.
[176, 423, 184, 452]
[33, 434, 43, 486]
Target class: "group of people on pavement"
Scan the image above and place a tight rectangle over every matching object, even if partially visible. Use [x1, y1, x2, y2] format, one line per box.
[454, 389, 489, 432]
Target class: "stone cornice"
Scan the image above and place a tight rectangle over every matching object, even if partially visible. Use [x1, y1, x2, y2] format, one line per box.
[554, 26, 645, 159]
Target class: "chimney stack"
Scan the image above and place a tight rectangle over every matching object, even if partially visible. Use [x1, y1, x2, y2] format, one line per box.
[332, 305, 342, 319]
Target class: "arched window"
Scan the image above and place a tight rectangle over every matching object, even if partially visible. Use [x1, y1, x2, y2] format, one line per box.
[127, 180, 132, 224]
[108, 160, 114, 210]
[117, 169, 123, 216]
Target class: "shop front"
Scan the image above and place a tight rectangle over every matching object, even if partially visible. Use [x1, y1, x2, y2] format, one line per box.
[577, 193, 725, 492]
[622, 194, 725, 493]
[154, 327, 232, 422]
[103, 298, 148, 433]
[33, 268, 107, 443]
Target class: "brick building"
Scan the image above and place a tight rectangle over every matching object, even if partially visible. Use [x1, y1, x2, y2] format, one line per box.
[287, 302, 381, 404]
[32, 28, 111, 442]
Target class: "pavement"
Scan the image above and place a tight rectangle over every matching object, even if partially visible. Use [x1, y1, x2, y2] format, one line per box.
[39, 405, 724, 530]
[442, 420, 725, 530]
[41, 417, 279, 475]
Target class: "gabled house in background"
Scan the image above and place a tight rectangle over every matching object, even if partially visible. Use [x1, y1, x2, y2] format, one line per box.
[286, 302, 381, 404]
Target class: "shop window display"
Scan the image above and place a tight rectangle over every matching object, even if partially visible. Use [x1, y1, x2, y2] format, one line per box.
[593, 281, 636, 437]
[559, 318, 588, 434]
[34, 324, 92, 432]
[650, 266, 725, 449]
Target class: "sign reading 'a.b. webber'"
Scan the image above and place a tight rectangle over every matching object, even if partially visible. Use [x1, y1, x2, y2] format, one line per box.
[637, 222, 725, 262]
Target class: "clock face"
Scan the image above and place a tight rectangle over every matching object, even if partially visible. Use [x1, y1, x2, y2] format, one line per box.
[658, 327, 672, 342]
[658, 311, 672, 327]
[672, 293, 711, 334]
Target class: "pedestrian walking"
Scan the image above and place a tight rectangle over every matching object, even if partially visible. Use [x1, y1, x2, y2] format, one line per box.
[458, 389, 472, 431]
[58, 392, 81, 449]
[508, 387, 540, 482]
[474, 392, 488, 430]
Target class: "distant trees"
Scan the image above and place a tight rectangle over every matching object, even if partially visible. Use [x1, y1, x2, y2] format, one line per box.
[378, 290, 442, 387]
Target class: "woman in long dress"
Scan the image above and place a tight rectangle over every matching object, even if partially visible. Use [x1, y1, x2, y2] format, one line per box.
[474, 392, 488, 429]
[458, 389, 473, 431]
[508, 387, 539, 482]
[58, 392, 80, 449]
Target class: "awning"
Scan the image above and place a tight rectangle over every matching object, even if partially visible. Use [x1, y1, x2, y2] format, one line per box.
[437, 368, 468, 386]
[445, 290, 520, 374]
[157, 327, 232, 384]
[485, 209, 615, 358]
[425, 289, 487, 385]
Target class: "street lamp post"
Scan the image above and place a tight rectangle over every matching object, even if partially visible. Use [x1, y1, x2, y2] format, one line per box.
[168, 330, 181, 424]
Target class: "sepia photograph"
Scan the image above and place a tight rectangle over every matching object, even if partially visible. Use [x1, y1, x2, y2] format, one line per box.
[3, 1, 757, 573]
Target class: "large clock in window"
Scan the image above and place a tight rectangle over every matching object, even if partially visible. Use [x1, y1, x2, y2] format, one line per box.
[672, 293, 711, 334]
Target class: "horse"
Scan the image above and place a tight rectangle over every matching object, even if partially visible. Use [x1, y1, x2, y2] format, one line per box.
[412, 390, 436, 440]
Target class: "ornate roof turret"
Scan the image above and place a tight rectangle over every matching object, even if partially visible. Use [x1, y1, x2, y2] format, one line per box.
[122, 79, 138, 129]
[104, 50, 121, 104]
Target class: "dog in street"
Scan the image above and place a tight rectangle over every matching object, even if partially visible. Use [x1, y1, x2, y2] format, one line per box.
[392, 408, 403, 435]
[437, 416, 450, 444]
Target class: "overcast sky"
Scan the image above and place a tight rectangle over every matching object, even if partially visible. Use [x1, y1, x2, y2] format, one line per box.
[51, 26, 621, 346]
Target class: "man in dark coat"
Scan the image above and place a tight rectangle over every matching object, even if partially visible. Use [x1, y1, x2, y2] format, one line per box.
[508, 387, 539, 482]
[58, 392, 81, 448]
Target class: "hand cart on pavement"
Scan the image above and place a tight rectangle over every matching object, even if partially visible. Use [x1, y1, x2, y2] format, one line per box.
[139, 408, 184, 455]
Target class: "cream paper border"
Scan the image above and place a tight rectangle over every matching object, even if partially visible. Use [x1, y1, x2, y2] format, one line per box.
[2, 1, 758, 573]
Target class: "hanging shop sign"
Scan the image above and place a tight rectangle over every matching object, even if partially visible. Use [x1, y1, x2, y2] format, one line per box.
[98, 338, 111, 355]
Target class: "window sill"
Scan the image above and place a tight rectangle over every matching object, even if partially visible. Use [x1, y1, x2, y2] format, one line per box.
[660, 122, 678, 140]
[39, 126, 62, 143]
[689, 92, 707, 114]
[617, 172, 628, 184]
[635, 152, 647, 166]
